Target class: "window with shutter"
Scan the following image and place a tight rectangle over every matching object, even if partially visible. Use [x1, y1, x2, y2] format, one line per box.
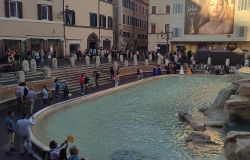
[66, 10, 75, 25]
[108, 16, 113, 29]
[151, 6, 156, 14]
[48, 5, 53, 21]
[18, 2, 23, 18]
[37, 4, 41, 20]
[237, 26, 248, 37]
[90, 13, 97, 27]
[151, 24, 156, 33]
[166, 5, 170, 14]
[5, 0, 10, 17]
[9, 1, 18, 18]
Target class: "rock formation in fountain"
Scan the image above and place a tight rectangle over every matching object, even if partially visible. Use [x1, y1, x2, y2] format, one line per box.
[224, 131, 250, 160]
[178, 111, 206, 131]
[204, 84, 238, 127]
[226, 82, 250, 121]
[186, 132, 216, 144]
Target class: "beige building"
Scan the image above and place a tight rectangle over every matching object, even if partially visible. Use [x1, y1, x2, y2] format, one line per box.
[148, 0, 250, 56]
[0, 0, 64, 59]
[113, 0, 148, 51]
[64, 0, 113, 56]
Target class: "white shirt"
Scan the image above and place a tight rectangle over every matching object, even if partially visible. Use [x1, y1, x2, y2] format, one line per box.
[28, 90, 36, 102]
[16, 118, 36, 135]
[42, 88, 49, 99]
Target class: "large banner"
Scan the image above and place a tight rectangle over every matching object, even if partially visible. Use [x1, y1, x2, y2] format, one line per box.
[184, 0, 235, 35]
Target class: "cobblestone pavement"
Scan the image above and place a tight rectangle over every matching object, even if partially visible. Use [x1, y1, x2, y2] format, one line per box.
[0, 73, 152, 160]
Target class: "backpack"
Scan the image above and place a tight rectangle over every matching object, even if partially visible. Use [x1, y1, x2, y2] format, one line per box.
[84, 77, 89, 84]
[24, 87, 28, 96]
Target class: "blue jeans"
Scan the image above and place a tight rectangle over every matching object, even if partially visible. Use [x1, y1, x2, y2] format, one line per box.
[80, 84, 85, 93]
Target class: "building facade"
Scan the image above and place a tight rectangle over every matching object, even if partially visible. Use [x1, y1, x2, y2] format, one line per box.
[0, 0, 64, 60]
[148, 0, 250, 56]
[113, 0, 149, 51]
[64, 0, 113, 57]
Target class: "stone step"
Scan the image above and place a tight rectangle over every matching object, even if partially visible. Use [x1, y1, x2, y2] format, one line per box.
[0, 72, 16, 78]
[67, 81, 113, 93]
[55, 74, 111, 84]
[0, 79, 18, 85]
[0, 75, 17, 81]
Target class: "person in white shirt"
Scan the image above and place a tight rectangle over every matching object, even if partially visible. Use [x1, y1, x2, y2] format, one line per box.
[16, 113, 36, 156]
[28, 88, 36, 114]
[42, 86, 49, 106]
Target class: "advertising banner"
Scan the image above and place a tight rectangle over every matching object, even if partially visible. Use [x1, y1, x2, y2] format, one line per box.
[184, 0, 235, 35]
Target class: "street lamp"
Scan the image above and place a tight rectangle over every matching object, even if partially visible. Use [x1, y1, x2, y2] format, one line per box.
[160, 30, 173, 54]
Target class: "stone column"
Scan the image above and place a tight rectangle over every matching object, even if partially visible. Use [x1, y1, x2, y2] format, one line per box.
[108, 55, 112, 63]
[207, 57, 212, 65]
[145, 59, 149, 65]
[133, 54, 138, 66]
[70, 57, 75, 67]
[17, 71, 25, 83]
[30, 59, 37, 72]
[149, 54, 152, 62]
[52, 58, 58, 68]
[245, 59, 249, 67]
[165, 59, 169, 66]
[114, 61, 118, 72]
[119, 55, 124, 62]
[85, 56, 90, 65]
[96, 56, 101, 68]
[22, 60, 29, 72]
[124, 60, 129, 67]
[43, 67, 51, 78]
[226, 58, 230, 66]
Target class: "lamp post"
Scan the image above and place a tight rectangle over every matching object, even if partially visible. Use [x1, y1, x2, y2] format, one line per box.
[160, 30, 173, 56]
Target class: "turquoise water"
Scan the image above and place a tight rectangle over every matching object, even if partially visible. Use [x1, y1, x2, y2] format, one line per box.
[34, 75, 235, 160]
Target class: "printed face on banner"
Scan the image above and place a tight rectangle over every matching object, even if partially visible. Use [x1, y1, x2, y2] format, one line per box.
[184, 0, 235, 35]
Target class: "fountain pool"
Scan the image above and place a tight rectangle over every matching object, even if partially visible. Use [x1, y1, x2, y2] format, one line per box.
[32, 75, 235, 160]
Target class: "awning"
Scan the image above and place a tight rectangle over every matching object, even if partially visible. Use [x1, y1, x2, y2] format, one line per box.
[212, 46, 229, 52]
[197, 46, 209, 52]
[232, 48, 244, 54]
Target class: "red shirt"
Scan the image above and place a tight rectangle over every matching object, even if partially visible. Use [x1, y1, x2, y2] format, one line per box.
[80, 76, 85, 85]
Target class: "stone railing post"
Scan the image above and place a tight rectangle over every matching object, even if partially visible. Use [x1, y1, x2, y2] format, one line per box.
[17, 71, 25, 83]
[96, 56, 101, 68]
[145, 59, 149, 65]
[245, 59, 249, 67]
[165, 59, 169, 66]
[119, 55, 124, 62]
[133, 54, 138, 66]
[149, 54, 152, 62]
[43, 67, 51, 78]
[207, 57, 212, 65]
[22, 60, 29, 72]
[124, 60, 129, 67]
[85, 56, 90, 65]
[70, 57, 75, 67]
[157, 57, 162, 65]
[113, 61, 118, 71]
[108, 55, 112, 63]
[30, 59, 37, 72]
[226, 58, 230, 67]
[52, 58, 58, 68]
